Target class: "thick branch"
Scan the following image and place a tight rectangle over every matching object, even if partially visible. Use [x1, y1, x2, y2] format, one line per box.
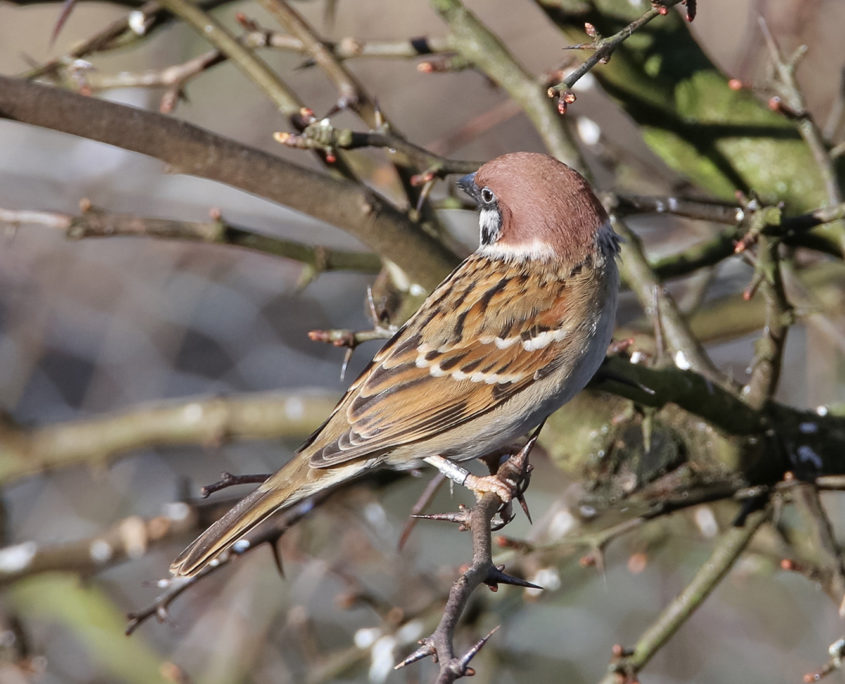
[0, 76, 459, 289]
[0, 392, 337, 484]
[0, 506, 196, 586]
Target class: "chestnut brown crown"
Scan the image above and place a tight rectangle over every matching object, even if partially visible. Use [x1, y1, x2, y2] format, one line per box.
[461, 152, 610, 263]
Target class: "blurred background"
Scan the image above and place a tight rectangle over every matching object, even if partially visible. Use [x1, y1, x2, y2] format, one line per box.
[1, 0, 844, 682]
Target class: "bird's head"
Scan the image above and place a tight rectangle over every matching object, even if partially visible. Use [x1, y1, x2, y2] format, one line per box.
[458, 152, 617, 264]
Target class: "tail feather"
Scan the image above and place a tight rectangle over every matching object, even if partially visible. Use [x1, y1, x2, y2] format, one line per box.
[171, 457, 351, 577]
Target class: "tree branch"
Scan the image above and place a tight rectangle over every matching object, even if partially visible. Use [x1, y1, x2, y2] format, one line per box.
[0, 506, 196, 587]
[0, 76, 459, 289]
[0, 391, 337, 484]
[429, 0, 579, 164]
[0, 206, 381, 275]
[599, 504, 770, 684]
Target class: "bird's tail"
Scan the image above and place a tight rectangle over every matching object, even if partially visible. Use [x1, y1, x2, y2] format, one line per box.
[170, 456, 359, 577]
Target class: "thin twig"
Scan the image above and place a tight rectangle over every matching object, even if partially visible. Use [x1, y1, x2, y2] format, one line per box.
[759, 17, 845, 256]
[154, 0, 300, 118]
[429, 0, 579, 163]
[548, 0, 686, 96]
[0, 205, 382, 275]
[276, 125, 479, 177]
[790, 483, 845, 605]
[598, 504, 770, 684]
[256, 0, 449, 229]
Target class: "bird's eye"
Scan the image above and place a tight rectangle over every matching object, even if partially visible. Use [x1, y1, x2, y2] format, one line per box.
[480, 187, 495, 204]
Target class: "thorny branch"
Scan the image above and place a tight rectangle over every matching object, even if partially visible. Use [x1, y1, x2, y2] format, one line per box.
[125, 493, 326, 635]
[396, 441, 538, 682]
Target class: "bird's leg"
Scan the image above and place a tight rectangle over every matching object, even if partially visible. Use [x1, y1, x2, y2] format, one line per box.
[423, 455, 514, 503]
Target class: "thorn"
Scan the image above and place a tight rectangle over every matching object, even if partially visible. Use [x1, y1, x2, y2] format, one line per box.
[485, 564, 542, 590]
[269, 539, 285, 579]
[411, 509, 470, 527]
[516, 492, 533, 524]
[339, 347, 353, 381]
[457, 625, 501, 672]
[399, 473, 446, 550]
[394, 640, 436, 669]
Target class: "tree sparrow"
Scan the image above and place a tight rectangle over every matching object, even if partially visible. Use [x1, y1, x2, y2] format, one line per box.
[171, 152, 620, 577]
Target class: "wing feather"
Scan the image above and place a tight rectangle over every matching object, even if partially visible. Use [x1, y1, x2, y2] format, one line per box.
[306, 254, 595, 467]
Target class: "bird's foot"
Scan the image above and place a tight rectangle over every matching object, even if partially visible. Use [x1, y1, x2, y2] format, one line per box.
[423, 455, 513, 503]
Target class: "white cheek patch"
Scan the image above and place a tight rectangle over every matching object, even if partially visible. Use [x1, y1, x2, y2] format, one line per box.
[479, 208, 501, 245]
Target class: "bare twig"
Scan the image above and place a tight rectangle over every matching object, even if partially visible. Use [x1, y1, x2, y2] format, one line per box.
[0, 205, 382, 275]
[790, 483, 845, 605]
[275, 124, 479, 177]
[429, 0, 579, 163]
[256, 0, 459, 229]
[608, 195, 845, 280]
[547, 0, 687, 97]
[759, 18, 845, 255]
[612, 219, 730, 386]
[154, 0, 301, 118]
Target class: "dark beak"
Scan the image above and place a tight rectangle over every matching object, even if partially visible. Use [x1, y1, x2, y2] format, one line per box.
[457, 171, 480, 202]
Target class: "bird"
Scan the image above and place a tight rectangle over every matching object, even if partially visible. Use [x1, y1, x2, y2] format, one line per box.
[170, 151, 620, 577]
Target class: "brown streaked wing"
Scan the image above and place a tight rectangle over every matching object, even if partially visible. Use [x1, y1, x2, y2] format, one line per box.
[306, 255, 574, 468]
